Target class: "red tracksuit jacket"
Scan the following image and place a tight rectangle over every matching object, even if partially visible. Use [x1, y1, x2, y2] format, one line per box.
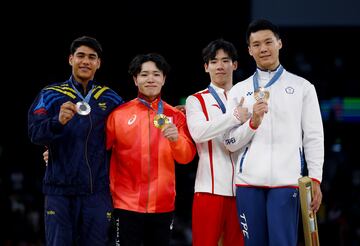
[106, 97, 196, 213]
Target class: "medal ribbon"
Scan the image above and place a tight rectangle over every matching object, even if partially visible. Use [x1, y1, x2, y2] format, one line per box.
[208, 85, 226, 114]
[138, 98, 164, 115]
[253, 65, 284, 91]
[70, 80, 95, 103]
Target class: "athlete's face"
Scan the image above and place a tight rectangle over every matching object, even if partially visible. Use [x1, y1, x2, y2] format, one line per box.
[248, 30, 282, 71]
[134, 61, 165, 101]
[69, 45, 101, 84]
[205, 49, 237, 90]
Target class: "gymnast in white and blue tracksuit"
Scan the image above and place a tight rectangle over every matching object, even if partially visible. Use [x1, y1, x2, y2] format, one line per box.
[225, 65, 324, 246]
[224, 19, 324, 246]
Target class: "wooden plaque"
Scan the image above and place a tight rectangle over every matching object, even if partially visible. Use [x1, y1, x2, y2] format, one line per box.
[298, 176, 320, 246]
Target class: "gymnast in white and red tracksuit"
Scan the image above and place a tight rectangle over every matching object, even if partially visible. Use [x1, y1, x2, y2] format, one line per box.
[186, 39, 245, 246]
[224, 19, 324, 246]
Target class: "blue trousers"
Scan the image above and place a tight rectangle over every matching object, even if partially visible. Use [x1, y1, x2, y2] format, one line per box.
[236, 187, 299, 246]
[44, 192, 113, 246]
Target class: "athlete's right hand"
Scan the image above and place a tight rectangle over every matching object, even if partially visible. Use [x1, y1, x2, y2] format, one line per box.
[162, 123, 178, 142]
[59, 101, 77, 125]
[233, 97, 250, 124]
[250, 99, 268, 128]
[43, 149, 49, 166]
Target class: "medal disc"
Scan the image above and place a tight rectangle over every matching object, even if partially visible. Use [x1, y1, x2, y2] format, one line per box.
[153, 114, 169, 129]
[76, 101, 91, 115]
[254, 87, 270, 102]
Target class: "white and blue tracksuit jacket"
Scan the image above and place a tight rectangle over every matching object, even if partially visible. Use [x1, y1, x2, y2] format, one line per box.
[224, 67, 324, 187]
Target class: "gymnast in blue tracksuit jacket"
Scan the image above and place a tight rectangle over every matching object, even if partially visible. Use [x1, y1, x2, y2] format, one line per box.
[28, 36, 124, 246]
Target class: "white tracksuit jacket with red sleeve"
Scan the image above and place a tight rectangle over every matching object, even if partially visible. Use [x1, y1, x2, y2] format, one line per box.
[186, 83, 241, 196]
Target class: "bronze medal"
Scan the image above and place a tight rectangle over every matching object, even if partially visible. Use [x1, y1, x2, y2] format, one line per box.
[254, 87, 270, 102]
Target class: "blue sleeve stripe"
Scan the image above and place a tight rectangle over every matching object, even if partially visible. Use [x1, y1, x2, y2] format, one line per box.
[33, 93, 66, 111]
[43, 90, 73, 104]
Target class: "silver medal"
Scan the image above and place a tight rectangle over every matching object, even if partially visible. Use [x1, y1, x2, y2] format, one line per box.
[76, 101, 91, 115]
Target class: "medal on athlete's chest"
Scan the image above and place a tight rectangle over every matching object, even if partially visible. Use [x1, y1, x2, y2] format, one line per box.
[252, 65, 284, 103]
[70, 80, 94, 116]
[137, 97, 169, 129]
[254, 87, 270, 102]
[76, 101, 91, 115]
[153, 114, 170, 129]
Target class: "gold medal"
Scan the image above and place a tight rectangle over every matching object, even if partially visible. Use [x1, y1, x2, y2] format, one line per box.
[153, 114, 169, 129]
[254, 87, 270, 102]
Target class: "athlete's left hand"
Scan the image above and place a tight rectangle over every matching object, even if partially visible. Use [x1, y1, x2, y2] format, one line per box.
[43, 148, 49, 166]
[175, 105, 186, 114]
[162, 123, 178, 142]
[311, 181, 322, 213]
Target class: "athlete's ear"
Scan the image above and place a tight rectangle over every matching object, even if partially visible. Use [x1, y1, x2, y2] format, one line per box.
[233, 61, 238, 70]
[248, 46, 253, 57]
[133, 76, 138, 86]
[69, 55, 73, 66]
[278, 39, 283, 50]
[204, 63, 209, 73]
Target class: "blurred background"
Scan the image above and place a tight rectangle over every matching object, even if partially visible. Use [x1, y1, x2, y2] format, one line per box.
[1, 0, 359, 245]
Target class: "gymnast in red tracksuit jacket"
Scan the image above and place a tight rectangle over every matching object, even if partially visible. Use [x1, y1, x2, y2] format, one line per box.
[106, 53, 196, 246]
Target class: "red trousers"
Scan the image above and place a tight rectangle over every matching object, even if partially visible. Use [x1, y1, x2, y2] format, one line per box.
[192, 192, 244, 246]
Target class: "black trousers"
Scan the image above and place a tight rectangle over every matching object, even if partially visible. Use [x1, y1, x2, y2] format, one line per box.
[110, 208, 174, 246]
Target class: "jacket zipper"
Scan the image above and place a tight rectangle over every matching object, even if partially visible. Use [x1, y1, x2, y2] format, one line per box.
[85, 114, 93, 193]
[146, 109, 151, 212]
[229, 152, 235, 196]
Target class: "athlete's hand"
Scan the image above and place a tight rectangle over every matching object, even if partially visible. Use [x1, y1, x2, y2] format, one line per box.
[59, 101, 77, 125]
[311, 181, 322, 213]
[162, 123, 178, 142]
[43, 149, 49, 166]
[250, 99, 268, 128]
[175, 105, 186, 114]
[233, 97, 250, 124]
